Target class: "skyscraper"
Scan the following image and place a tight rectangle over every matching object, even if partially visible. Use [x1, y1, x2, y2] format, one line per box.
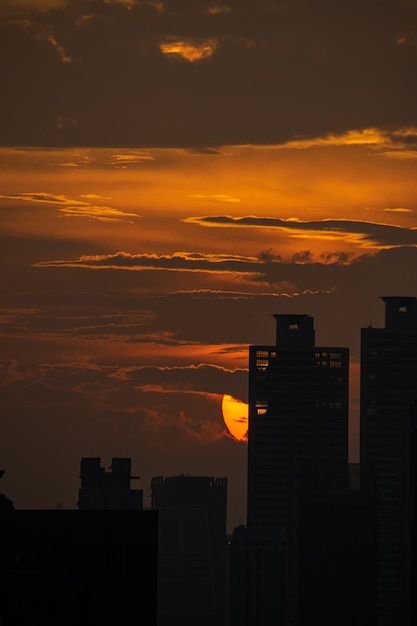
[247, 314, 349, 530]
[360, 296, 417, 626]
[244, 313, 349, 624]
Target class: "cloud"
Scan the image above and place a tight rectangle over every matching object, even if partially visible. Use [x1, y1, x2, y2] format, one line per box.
[382, 207, 414, 213]
[0, 355, 236, 449]
[110, 362, 246, 396]
[108, 152, 155, 165]
[58, 205, 140, 222]
[33, 251, 261, 273]
[80, 194, 111, 200]
[2, 1, 417, 147]
[0, 192, 140, 222]
[380, 151, 417, 160]
[0, 192, 85, 205]
[207, 6, 233, 16]
[0, 359, 24, 386]
[45, 33, 72, 63]
[189, 194, 240, 203]
[272, 127, 417, 157]
[0, 0, 66, 15]
[103, 0, 137, 7]
[183, 215, 417, 248]
[159, 37, 218, 62]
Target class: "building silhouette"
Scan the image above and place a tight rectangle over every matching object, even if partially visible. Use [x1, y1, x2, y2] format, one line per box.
[247, 314, 349, 529]
[78, 456, 143, 510]
[230, 525, 287, 626]
[297, 462, 377, 626]
[360, 296, 417, 626]
[0, 458, 157, 624]
[231, 301, 417, 625]
[245, 313, 349, 623]
[0, 509, 158, 624]
[151, 475, 228, 626]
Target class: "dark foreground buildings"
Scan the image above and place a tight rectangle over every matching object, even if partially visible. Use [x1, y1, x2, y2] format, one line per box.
[231, 299, 417, 626]
[0, 458, 158, 625]
[0, 509, 158, 625]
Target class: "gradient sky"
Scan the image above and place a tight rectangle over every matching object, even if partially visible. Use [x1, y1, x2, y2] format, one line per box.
[1, 0, 417, 531]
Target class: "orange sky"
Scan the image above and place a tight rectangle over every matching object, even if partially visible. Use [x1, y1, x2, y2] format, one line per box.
[1, 131, 417, 529]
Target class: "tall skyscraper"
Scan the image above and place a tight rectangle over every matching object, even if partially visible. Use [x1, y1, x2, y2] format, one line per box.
[243, 313, 349, 624]
[360, 296, 417, 626]
[247, 313, 349, 530]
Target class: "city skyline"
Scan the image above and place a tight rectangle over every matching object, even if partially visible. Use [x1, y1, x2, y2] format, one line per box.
[1, 0, 417, 533]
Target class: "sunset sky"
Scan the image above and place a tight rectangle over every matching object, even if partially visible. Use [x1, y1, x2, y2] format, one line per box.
[1, 0, 417, 531]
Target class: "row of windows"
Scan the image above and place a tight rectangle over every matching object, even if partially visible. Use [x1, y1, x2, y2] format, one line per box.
[256, 357, 344, 367]
[315, 352, 343, 359]
[255, 400, 343, 413]
[256, 350, 276, 358]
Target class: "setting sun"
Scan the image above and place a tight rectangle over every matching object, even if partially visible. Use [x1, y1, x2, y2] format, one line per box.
[221, 394, 248, 442]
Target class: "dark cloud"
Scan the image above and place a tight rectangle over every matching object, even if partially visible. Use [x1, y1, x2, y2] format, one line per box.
[1, 0, 416, 146]
[33, 250, 263, 273]
[11, 240, 414, 351]
[185, 215, 417, 247]
[111, 362, 247, 399]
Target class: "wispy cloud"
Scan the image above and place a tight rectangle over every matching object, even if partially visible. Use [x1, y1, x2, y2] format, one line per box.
[45, 33, 71, 63]
[0, 0, 66, 15]
[80, 193, 111, 200]
[274, 127, 417, 158]
[382, 207, 414, 213]
[33, 251, 260, 272]
[379, 151, 417, 160]
[189, 193, 241, 203]
[183, 215, 417, 248]
[207, 6, 232, 15]
[0, 192, 140, 222]
[58, 206, 140, 222]
[0, 192, 85, 205]
[159, 37, 218, 62]
[108, 152, 155, 165]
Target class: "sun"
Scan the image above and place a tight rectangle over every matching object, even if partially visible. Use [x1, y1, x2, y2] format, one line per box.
[221, 394, 248, 442]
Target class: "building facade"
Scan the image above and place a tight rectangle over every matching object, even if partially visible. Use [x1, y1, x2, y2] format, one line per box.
[247, 314, 349, 530]
[245, 313, 349, 624]
[151, 475, 228, 626]
[360, 296, 417, 626]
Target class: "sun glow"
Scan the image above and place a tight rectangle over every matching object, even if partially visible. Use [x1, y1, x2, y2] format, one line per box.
[221, 394, 248, 442]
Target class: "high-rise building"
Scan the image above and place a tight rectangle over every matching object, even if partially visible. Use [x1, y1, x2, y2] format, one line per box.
[360, 296, 417, 626]
[247, 314, 349, 530]
[242, 313, 349, 624]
